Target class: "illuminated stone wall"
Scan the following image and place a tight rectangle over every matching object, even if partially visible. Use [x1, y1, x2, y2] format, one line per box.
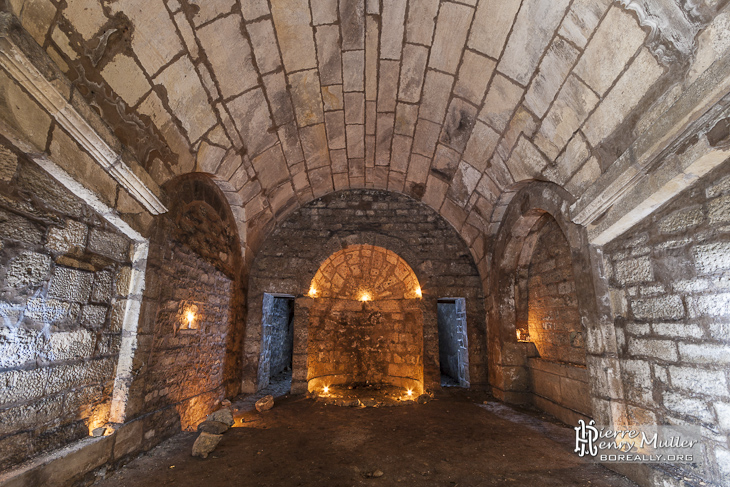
[125, 177, 243, 440]
[307, 245, 423, 390]
[0, 144, 132, 470]
[526, 217, 584, 365]
[602, 163, 730, 482]
[245, 189, 487, 393]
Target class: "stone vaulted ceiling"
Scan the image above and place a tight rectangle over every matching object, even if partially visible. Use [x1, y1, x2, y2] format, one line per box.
[3, 0, 729, 270]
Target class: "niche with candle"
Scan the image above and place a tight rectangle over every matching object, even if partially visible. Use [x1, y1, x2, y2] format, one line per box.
[306, 245, 424, 394]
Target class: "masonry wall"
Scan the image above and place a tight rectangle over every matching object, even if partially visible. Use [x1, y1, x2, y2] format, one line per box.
[603, 163, 730, 484]
[308, 298, 423, 388]
[527, 217, 585, 365]
[246, 189, 487, 392]
[0, 145, 132, 470]
[125, 178, 243, 442]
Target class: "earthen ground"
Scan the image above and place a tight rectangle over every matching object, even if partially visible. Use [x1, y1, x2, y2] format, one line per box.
[95, 389, 636, 487]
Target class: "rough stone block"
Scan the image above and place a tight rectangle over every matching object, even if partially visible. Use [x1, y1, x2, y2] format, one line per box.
[582, 49, 665, 147]
[614, 257, 654, 285]
[5, 251, 51, 289]
[100, 54, 150, 107]
[428, 2, 473, 75]
[524, 37, 580, 119]
[668, 366, 728, 397]
[405, 0, 439, 46]
[49, 267, 93, 303]
[708, 194, 730, 225]
[631, 295, 684, 320]
[693, 242, 730, 274]
[228, 87, 278, 154]
[627, 338, 678, 362]
[380, 0, 407, 59]
[468, 0, 521, 58]
[478, 74, 522, 133]
[47, 220, 88, 256]
[153, 56, 217, 143]
[88, 228, 129, 262]
[687, 293, 730, 318]
[270, 0, 317, 72]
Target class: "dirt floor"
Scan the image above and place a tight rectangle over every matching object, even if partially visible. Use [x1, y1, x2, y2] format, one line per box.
[95, 389, 636, 487]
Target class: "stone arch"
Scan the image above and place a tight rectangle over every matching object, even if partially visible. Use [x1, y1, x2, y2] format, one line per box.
[242, 189, 488, 394]
[305, 245, 424, 394]
[487, 181, 612, 424]
[133, 173, 246, 429]
[308, 244, 422, 301]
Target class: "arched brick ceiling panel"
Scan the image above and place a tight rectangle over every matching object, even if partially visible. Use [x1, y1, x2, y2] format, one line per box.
[12, 0, 723, 264]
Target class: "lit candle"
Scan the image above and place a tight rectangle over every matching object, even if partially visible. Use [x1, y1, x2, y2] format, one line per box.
[185, 310, 195, 329]
[360, 292, 371, 302]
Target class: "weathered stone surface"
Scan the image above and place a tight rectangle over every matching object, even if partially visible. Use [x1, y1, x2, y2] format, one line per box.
[558, 0, 612, 48]
[270, 0, 317, 72]
[468, 0, 521, 59]
[419, 71, 454, 124]
[614, 257, 654, 285]
[405, 0, 439, 46]
[583, 49, 665, 147]
[692, 242, 730, 274]
[49, 267, 93, 303]
[227, 88, 277, 155]
[398, 44, 429, 104]
[534, 75, 598, 161]
[342, 50, 365, 93]
[478, 74, 523, 133]
[197, 14, 258, 99]
[207, 408, 234, 427]
[429, 2, 473, 75]
[63, 0, 108, 41]
[380, 0, 407, 60]
[524, 38, 580, 119]
[463, 121, 500, 172]
[110, 0, 183, 76]
[188, 0, 236, 26]
[248, 19, 282, 75]
[192, 432, 223, 459]
[497, 0, 572, 86]
[89, 228, 129, 262]
[454, 51, 496, 107]
[153, 56, 217, 143]
[311, 0, 337, 25]
[6, 252, 51, 289]
[505, 137, 548, 181]
[573, 6, 647, 96]
[315, 25, 342, 86]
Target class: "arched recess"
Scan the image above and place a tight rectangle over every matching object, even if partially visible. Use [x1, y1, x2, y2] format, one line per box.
[242, 189, 487, 395]
[487, 181, 617, 425]
[306, 245, 424, 394]
[130, 173, 245, 431]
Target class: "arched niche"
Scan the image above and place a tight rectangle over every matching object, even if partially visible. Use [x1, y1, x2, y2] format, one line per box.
[306, 245, 424, 394]
[135, 174, 245, 431]
[488, 181, 606, 425]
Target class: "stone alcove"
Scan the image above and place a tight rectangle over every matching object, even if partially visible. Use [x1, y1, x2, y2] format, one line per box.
[305, 245, 424, 394]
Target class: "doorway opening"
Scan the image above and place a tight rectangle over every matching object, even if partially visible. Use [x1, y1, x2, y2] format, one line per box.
[258, 294, 295, 392]
[437, 298, 469, 388]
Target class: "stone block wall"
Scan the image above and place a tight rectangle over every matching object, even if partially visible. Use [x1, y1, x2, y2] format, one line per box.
[528, 358, 591, 425]
[308, 298, 423, 389]
[0, 145, 132, 471]
[124, 177, 243, 445]
[246, 189, 487, 393]
[602, 163, 730, 484]
[525, 217, 585, 365]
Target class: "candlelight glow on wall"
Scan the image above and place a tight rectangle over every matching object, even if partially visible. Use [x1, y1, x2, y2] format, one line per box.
[309, 286, 318, 298]
[360, 291, 371, 302]
[179, 303, 200, 331]
[415, 287, 422, 298]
